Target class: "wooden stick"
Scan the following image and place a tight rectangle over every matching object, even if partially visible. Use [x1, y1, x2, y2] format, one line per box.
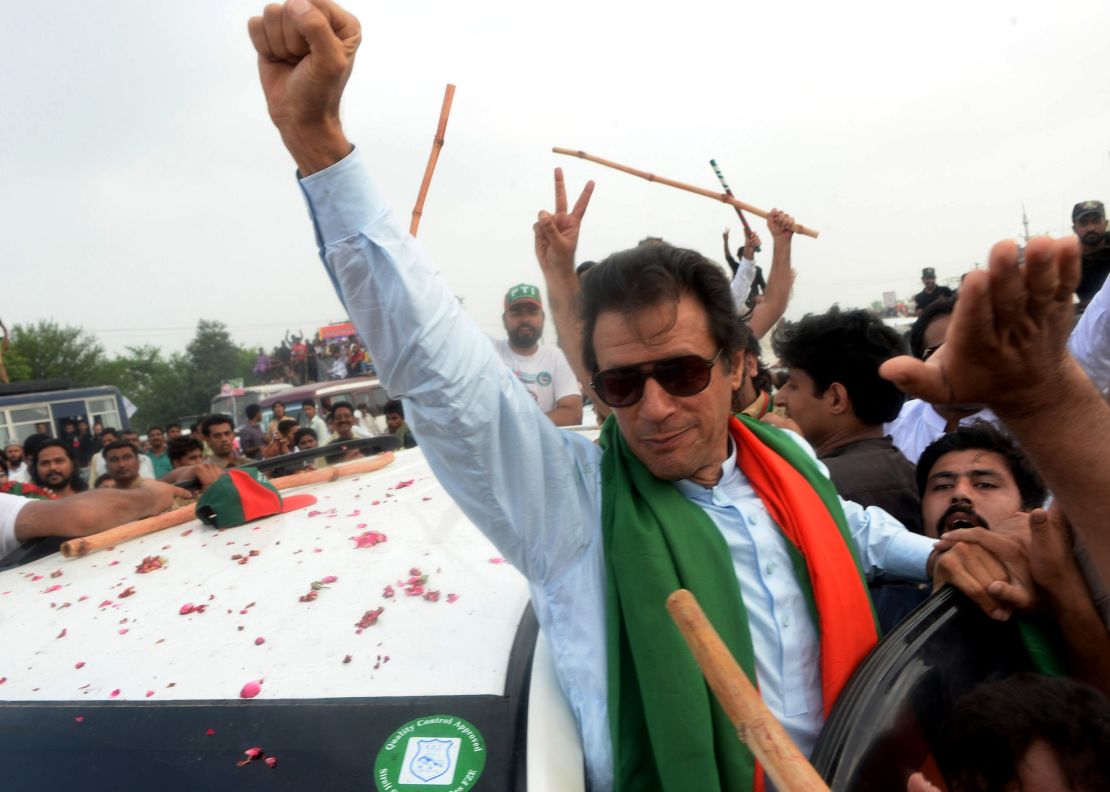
[553, 147, 819, 239]
[666, 589, 830, 791]
[410, 83, 457, 236]
[60, 453, 397, 559]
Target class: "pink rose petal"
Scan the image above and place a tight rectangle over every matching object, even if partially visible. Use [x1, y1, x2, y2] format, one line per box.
[75, 661, 85, 669]
[240, 680, 262, 699]
[321, 575, 338, 584]
[206, 728, 216, 736]
[254, 636, 265, 646]
[145, 690, 154, 698]
[75, 716, 84, 723]
[489, 557, 506, 564]
[110, 689, 120, 698]
[265, 756, 277, 768]
[44, 584, 62, 594]
[446, 593, 459, 604]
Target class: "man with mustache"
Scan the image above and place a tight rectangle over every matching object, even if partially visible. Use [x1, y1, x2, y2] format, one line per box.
[494, 284, 583, 426]
[30, 439, 88, 498]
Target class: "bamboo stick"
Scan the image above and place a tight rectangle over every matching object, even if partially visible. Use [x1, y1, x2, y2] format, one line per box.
[410, 83, 457, 236]
[60, 453, 396, 559]
[666, 589, 831, 791]
[711, 158, 761, 252]
[553, 147, 819, 239]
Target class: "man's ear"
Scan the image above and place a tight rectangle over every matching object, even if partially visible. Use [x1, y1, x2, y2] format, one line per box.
[826, 382, 852, 415]
[728, 350, 745, 390]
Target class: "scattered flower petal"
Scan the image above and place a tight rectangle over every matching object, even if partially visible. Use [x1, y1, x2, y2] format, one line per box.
[254, 637, 265, 646]
[118, 628, 129, 635]
[446, 593, 459, 604]
[110, 689, 120, 698]
[145, 690, 154, 698]
[44, 585, 62, 594]
[118, 586, 136, 598]
[240, 680, 262, 699]
[489, 557, 506, 564]
[321, 575, 338, 584]
[179, 603, 196, 615]
[355, 607, 384, 629]
[50, 569, 63, 579]
[206, 728, 216, 736]
[75, 661, 85, 669]
[265, 756, 277, 768]
[424, 590, 440, 602]
[343, 655, 352, 664]
[57, 628, 67, 639]
[394, 479, 415, 490]
[352, 531, 387, 549]
[135, 556, 167, 574]
[382, 585, 394, 598]
[74, 716, 84, 723]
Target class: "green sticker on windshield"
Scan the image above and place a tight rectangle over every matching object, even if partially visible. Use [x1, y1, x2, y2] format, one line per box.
[374, 714, 486, 790]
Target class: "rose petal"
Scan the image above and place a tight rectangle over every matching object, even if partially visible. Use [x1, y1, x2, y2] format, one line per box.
[254, 636, 265, 646]
[57, 628, 67, 639]
[74, 716, 84, 723]
[320, 575, 338, 584]
[75, 661, 85, 669]
[145, 690, 154, 698]
[265, 756, 277, 768]
[489, 557, 506, 564]
[44, 585, 62, 594]
[240, 680, 262, 699]
[446, 593, 459, 604]
[110, 689, 120, 698]
[206, 728, 216, 736]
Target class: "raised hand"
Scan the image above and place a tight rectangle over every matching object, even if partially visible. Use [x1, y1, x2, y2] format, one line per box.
[533, 168, 595, 276]
[742, 230, 762, 260]
[880, 236, 1080, 416]
[767, 209, 795, 241]
[247, 0, 361, 173]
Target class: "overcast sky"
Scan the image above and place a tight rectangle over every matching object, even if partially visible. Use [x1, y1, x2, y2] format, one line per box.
[4, 0, 1109, 358]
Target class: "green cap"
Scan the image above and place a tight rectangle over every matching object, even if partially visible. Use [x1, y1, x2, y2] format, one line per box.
[195, 467, 317, 529]
[504, 283, 542, 309]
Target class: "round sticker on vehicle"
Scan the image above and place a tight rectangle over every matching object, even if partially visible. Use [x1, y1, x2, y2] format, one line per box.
[374, 714, 486, 791]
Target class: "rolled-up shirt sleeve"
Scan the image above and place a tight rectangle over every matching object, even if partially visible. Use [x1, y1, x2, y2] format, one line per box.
[297, 149, 600, 585]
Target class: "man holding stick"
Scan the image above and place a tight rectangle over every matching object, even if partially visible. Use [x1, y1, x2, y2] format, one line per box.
[247, 3, 1024, 788]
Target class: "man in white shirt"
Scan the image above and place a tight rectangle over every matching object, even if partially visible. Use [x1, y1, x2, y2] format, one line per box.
[492, 284, 583, 426]
[5, 442, 30, 483]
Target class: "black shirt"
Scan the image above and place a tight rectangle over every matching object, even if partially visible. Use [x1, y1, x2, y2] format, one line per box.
[820, 436, 923, 534]
[913, 285, 953, 314]
[1078, 234, 1110, 307]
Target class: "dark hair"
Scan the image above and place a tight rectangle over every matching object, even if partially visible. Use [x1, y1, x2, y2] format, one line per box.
[100, 427, 119, 438]
[384, 399, 404, 418]
[743, 332, 774, 396]
[293, 428, 317, 447]
[0, 455, 8, 475]
[581, 241, 745, 374]
[936, 673, 1110, 792]
[909, 297, 956, 359]
[277, 418, 299, 435]
[168, 436, 204, 464]
[916, 422, 1046, 509]
[166, 422, 181, 431]
[22, 432, 51, 459]
[273, 400, 286, 409]
[302, 399, 316, 409]
[147, 425, 164, 435]
[773, 307, 908, 425]
[330, 402, 354, 418]
[245, 404, 261, 421]
[201, 414, 234, 435]
[103, 439, 139, 458]
[30, 439, 88, 492]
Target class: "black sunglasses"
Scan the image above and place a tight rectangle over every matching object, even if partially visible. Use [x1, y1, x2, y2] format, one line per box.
[591, 349, 723, 408]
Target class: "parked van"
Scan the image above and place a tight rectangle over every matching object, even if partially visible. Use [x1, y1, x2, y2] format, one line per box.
[0, 380, 129, 446]
[258, 376, 393, 433]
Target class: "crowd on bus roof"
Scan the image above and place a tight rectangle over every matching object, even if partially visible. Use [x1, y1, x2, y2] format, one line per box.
[252, 333, 375, 387]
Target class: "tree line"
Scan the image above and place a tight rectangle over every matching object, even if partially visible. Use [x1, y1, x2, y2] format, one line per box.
[3, 319, 261, 432]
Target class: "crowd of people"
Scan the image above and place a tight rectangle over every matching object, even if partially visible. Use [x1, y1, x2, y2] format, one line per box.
[3, 1, 1110, 790]
[251, 332, 375, 386]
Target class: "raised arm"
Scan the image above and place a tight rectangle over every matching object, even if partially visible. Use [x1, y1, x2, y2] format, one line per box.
[881, 235, 1110, 578]
[748, 209, 796, 340]
[248, 1, 600, 581]
[534, 168, 608, 420]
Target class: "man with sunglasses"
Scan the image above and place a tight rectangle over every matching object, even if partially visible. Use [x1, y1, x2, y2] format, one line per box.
[248, 3, 1019, 788]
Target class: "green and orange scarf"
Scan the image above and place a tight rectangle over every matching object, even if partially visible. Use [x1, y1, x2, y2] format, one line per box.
[600, 414, 879, 792]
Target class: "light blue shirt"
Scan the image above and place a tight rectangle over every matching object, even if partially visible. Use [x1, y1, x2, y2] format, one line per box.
[299, 148, 934, 792]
